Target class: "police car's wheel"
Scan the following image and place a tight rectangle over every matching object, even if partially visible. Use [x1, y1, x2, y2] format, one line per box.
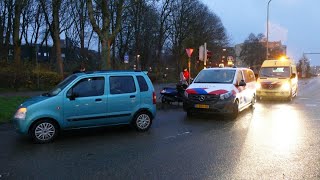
[30, 119, 58, 144]
[250, 95, 256, 108]
[187, 110, 193, 117]
[230, 100, 239, 119]
[132, 111, 152, 132]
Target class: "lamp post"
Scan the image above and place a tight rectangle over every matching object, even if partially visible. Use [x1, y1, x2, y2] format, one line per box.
[266, 0, 272, 60]
[136, 54, 140, 70]
[35, 45, 39, 89]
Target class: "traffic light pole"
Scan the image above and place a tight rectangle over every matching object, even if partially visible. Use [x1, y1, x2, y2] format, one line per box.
[188, 57, 191, 85]
[204, 42, 207, 69]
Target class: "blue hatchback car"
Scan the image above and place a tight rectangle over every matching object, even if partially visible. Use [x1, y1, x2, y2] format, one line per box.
[13, 70, 157, 143]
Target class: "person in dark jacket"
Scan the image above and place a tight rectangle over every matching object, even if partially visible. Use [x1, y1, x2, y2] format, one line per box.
[73, 64, 86, 74]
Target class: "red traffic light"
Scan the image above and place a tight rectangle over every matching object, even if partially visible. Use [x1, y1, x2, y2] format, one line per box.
[207, 50, 212, 59]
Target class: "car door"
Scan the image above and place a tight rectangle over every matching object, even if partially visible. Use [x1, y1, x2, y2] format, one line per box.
[63, 76, 108, 128]
[235, 70, 247, 109]
[107, 75, 140, 124]
[242, 70, 255, 106]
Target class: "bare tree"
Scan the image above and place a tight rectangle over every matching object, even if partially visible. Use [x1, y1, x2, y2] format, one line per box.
[40, 0, 69, 77]
[87, 0, 125, 69]
[166, 0, 230, 74]
[239, 33, 266, 67]
[69, 0, 94, 56]
[116, 1, 134, 68]
[13, 0, 28, 65]
[21, 0, 45, 46]
[0, 0, 14, 62]
[154, 0, 173, 70]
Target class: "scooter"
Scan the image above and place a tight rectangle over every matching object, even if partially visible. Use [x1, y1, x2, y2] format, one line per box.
[160, 83, 187, 104]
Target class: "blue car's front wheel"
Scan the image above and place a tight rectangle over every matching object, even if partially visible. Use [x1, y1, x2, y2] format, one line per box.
[29, 119, 59, 144]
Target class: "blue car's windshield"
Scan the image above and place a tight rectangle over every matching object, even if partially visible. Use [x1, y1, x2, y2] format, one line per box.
[194, 69, 236, 84]
[44, 75, 78, 96]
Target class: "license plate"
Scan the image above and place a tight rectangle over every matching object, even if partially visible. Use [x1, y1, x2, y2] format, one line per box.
[195, 104, 209, 109]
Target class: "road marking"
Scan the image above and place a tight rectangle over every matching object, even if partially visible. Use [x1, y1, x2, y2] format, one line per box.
[305, 104, 317, 107]
[177, 131, 191, 136]
[299, 98, 309, 100]
[163, 131, 191, 140]
[163, 136, 176, 139]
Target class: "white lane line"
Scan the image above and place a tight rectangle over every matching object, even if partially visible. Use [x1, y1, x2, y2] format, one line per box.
[177, 131, 191, 136]
[299, 98, 309, 100]
[305, 104, 317, 107]
[163, 136, 176, 139]
[163, 131, 191, 139]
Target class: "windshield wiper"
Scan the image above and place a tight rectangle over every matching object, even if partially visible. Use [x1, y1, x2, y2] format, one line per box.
[42, 92, 51, 97]
[194, 81, 221, 83]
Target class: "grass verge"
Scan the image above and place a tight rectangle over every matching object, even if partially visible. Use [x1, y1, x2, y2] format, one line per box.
[0, 96, 29, 124]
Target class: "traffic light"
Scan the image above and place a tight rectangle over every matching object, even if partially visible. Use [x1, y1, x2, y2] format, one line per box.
[207, 50, 212, 59]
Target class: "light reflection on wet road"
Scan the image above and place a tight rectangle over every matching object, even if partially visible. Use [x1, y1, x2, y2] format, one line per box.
[0, 78, 320, 179]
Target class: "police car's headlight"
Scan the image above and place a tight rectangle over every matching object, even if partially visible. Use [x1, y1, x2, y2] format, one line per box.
[282, 82, 291, 91]
[220, 91, 233, 100]
[256, 82, 261, 89]
[14, 108, 27, 120]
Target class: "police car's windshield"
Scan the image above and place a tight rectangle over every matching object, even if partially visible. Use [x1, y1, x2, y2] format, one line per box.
[259, 67, 290, 78]
[44, 75, 78, 96]
[194, 69, 236, 83]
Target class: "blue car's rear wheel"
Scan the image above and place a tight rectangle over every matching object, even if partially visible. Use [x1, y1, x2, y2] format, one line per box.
[132, 111, 152, 132]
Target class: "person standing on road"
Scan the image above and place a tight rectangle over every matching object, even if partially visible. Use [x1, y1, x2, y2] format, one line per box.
[180, 67, 189, 86]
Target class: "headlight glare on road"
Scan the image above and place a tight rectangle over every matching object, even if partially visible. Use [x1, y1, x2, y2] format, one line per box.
[282, 82, 291, 91]
[14, 108, 27, 120]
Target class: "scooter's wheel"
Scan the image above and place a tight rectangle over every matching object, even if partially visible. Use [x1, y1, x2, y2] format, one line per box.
[161, 96, 166, 103]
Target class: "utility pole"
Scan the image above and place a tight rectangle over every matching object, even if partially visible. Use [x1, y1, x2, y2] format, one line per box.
[266, 0, 272, 60]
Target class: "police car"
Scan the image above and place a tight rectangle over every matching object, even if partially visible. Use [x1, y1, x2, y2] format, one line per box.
[183, 66, 256, 119]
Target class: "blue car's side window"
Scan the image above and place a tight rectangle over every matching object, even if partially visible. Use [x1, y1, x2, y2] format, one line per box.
[69, 77, 105, 97]
[109, 76, 136, 94]
[137, 75, 148, 92]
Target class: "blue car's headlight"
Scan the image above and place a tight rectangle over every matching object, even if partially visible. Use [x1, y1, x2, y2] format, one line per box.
[14, 108, 27, 120]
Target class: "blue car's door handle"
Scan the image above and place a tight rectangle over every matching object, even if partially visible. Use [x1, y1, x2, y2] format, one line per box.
[130, 95, 135, 98]
[95, 98, 102, 102]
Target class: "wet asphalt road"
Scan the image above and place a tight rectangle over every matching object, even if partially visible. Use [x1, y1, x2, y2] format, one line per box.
[1, 78, 320, 179]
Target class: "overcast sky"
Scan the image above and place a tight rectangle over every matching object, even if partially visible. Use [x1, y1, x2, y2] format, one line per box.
[201, 0, 320, 65]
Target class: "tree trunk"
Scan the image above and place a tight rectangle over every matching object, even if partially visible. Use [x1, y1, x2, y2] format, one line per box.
[13, 1, 22, 65]
[100, 39, 107, 70]
[52, 0, 64, 78]
[4, 1, 13, 62]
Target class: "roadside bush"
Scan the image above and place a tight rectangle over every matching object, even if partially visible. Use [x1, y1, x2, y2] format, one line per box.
[0, 63, 61, 91]
[32, 70, 61, 90]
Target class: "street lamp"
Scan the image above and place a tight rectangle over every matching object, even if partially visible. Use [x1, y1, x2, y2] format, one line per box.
[136, 54, 140, 70]
[266, 0, 272, 60]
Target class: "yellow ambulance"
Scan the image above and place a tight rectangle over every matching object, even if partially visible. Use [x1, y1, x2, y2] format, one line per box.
[256, 58, 298, 101]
